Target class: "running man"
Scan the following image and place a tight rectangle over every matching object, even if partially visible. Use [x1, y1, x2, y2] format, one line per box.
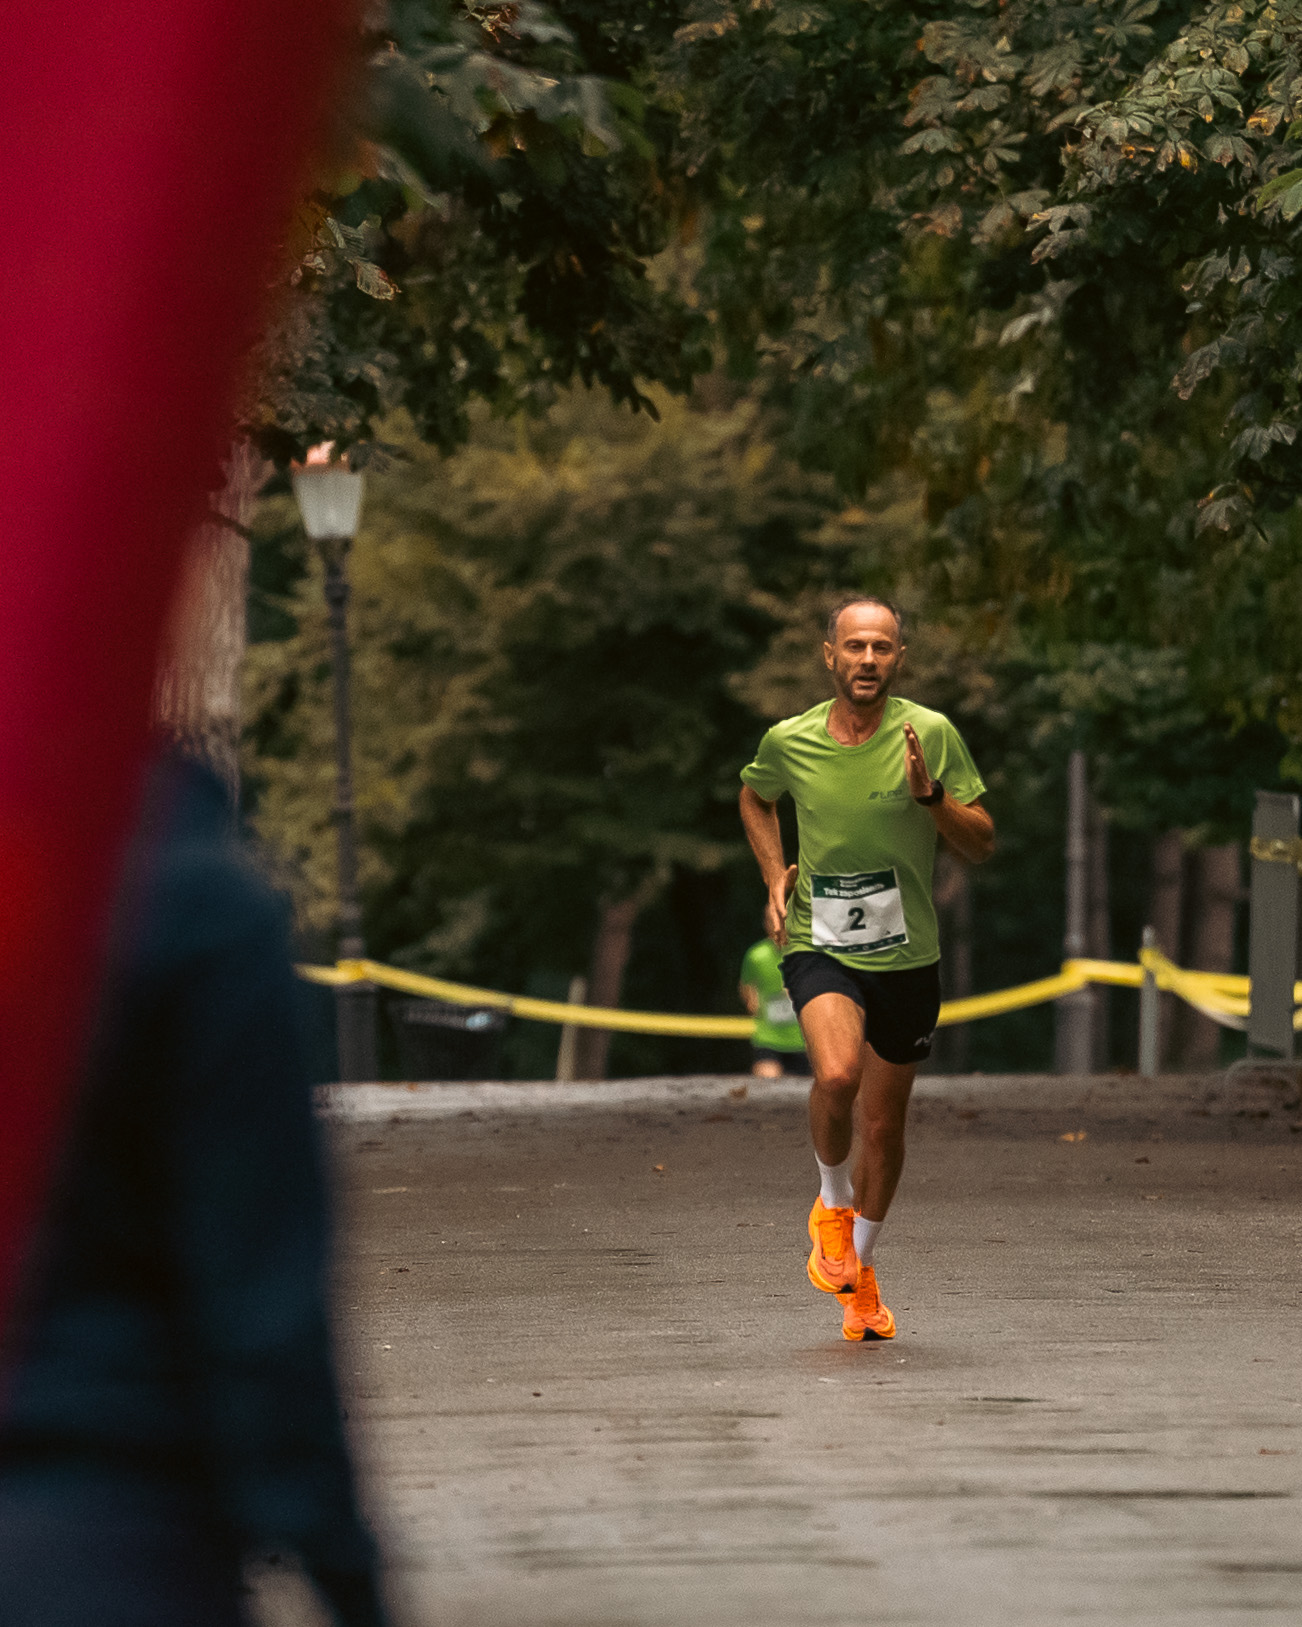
[739, 934, 810, 1078]
[739, 596, 994, 1340]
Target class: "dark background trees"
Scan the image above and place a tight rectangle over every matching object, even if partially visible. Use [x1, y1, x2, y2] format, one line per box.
[238, 0, 1302, 1076]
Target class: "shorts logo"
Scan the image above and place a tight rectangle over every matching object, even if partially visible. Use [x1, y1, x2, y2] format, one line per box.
[914, 1031, 934, 1049]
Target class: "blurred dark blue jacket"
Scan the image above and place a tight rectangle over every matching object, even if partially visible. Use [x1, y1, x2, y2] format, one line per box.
[0, 753, 382, 1622]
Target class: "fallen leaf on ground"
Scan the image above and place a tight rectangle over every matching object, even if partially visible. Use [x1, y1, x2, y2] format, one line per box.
[1059, 1130, 1088, 1143]
[652, 1164, 666, 1174]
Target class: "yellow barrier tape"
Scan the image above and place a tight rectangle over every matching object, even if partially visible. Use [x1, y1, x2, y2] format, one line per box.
[308, 959, 756, 1038]
[939, 967, 1086, 1024]
[1133, 957, 1302, 1005]
[298, 950, 1297, 1039]
[1066, 958, 1143, 989]
[1138, 946, 1252, 1031]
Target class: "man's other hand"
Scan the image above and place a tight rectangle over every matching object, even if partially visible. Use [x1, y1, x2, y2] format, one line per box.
[766, 864, 798, 948]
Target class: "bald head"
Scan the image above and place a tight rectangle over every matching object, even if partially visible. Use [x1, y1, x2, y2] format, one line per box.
[823, 598, 905, 713]
[825, 594, 903, 645]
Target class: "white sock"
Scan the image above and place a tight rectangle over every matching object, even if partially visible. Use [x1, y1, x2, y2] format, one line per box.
[853, 1213, 882, 1267]
[815, 1154, 854, 1211]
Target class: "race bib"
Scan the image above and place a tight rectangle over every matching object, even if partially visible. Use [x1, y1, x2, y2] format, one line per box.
[810, 870, 908, 955]
[764, 994, 796, 1026]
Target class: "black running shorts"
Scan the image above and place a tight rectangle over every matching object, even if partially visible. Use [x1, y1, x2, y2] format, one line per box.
[781, 952, 941, 1065]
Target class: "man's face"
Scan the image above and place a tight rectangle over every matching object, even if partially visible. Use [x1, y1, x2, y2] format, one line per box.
[823, 603, 904, 709]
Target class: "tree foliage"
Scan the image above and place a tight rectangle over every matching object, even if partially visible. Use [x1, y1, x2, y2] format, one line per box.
[247, 0, 710, 466]
[660, 0, 1302, 772]
[245, 389, 864, 992]
[1063, 0, 1302, 517]
[243, 0, 1302, 1074]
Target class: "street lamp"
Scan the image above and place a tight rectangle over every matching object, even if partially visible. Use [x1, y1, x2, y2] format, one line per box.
[291, 443, 379, 1082]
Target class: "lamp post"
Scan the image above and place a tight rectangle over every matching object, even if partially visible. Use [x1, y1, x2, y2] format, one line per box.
[291, 445, 379, 1082]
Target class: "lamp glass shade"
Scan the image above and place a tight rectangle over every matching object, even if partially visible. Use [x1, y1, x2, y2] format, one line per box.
[291, 464, 365, 540]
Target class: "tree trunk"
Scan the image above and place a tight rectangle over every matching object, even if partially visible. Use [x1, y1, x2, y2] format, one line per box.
[1149, 831, 1184, 1070]
[153, 440, 265, 797]
[573, 876, 662, 1080]
[1088, 798, 1111, 1067]
[1179, 842, 1241, 1070]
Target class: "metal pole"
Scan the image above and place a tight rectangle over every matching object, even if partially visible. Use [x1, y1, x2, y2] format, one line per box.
[1247, 790, 1299, 1059]
[554, 975, 587, 1082]
[1138, 924, 1159, 1077]
[322, 537, 378, 1082]
[1055, 747, 1095, 1074]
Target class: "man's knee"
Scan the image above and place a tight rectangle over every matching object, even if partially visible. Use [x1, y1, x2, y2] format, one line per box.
[861, 1106, 907, 1153]
[812, 1063, 860, 1107]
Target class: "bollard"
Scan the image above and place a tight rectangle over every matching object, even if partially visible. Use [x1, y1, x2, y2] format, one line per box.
[335, 980, 379, 1083]
[554, 975, 587, 1082]
[1247, 791, 1300, 1059]
[1138, 925, 1159, 1077]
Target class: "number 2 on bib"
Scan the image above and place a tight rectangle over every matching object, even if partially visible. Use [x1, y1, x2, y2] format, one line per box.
[810, 869, 908, 955]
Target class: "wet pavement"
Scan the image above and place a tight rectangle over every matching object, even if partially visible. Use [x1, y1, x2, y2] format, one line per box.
[259, 1071, 1302, 1626]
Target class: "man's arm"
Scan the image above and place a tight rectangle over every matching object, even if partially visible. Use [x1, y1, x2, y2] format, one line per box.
[901, 723, 995, 864]
[931, 794, 995, 864]
[739, 786, 798, 945]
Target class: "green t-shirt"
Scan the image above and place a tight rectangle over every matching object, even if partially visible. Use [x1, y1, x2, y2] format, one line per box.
[740, 696, 986, 971]
[739, 937, 805, 1051]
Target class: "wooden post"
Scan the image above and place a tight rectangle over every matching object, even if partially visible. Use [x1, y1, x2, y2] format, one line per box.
[555, 976, 587, 1083]
[1055, 749, 1095, 1074]
[1248, 792, 1300, 1059]
[1138, 926, 1159, 1077]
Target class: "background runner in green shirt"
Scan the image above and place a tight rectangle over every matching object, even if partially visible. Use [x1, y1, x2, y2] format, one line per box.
[739, 595, 995, 1343]
[738, 937, 809, 1077]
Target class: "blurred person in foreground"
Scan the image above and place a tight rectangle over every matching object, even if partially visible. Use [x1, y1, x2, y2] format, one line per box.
[0, 748, 389, 1627]
[738, 931, 810, 1078]
[739, 596, 994, 1342]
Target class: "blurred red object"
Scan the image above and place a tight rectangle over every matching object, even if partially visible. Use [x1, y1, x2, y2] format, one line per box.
[0, 2, 354, 1334]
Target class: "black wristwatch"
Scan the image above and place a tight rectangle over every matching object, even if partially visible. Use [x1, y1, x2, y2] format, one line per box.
[915, 779, 944, 806]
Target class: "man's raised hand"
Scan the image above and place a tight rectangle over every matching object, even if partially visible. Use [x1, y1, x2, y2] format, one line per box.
[901, 722, 933, 800]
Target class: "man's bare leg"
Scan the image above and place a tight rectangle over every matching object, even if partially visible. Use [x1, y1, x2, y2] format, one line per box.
[839, 1048, 911, 1341]
[796, 992, 867, 1294]
[852, 1048, 916, 1222]
[798, 997, 911, 1341]
[799, 992, 868, 1165]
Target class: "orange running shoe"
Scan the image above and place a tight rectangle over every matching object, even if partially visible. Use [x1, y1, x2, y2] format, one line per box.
[806, 1197, 856, 1294]
[841, 1264, 896, 1341]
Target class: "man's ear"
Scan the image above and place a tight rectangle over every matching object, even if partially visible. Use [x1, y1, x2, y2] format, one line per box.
[822, 641, 835, 671]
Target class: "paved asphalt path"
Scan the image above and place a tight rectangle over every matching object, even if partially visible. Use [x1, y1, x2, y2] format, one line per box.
[255, 1072, 1302, 1627]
